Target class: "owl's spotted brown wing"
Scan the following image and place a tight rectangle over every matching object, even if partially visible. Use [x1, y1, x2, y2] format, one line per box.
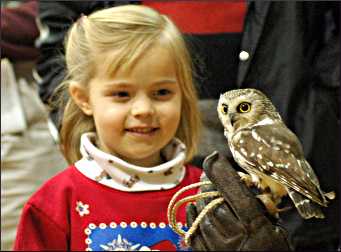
[230, 123, 326, 206]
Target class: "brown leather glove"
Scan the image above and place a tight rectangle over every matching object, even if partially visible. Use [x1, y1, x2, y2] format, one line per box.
[186, 151, 293, 251]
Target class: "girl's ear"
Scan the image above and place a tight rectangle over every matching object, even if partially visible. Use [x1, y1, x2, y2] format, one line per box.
[69, 82, 93, 116]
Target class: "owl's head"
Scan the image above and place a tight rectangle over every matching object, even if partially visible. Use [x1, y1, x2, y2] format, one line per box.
[217, 88, 281, 134]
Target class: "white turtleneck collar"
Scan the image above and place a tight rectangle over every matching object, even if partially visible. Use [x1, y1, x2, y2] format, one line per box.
[75, 132, 187, 192]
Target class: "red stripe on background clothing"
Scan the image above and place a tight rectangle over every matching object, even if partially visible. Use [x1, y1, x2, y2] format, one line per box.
[143, 1, 246, 34]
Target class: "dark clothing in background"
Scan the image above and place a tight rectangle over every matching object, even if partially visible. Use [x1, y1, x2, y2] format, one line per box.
[36, 1, 340, 250]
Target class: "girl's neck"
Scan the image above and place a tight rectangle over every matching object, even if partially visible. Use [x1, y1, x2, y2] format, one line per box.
[121, 154, 163, 168]
[95, 137, 163, 168]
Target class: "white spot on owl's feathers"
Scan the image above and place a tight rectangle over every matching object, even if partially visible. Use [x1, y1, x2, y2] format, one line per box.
[252, 130, 262, 142]
[267, 161, 274, 167]
[240, 148, 248, 156]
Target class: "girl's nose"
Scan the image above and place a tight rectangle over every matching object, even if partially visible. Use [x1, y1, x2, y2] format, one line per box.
[131, 95, 155, 118]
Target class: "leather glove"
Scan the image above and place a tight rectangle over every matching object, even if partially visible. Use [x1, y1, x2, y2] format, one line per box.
[186, 151, 292, 251]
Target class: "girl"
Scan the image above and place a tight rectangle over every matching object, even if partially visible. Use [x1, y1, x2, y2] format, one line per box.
[14, 5, 202, 251]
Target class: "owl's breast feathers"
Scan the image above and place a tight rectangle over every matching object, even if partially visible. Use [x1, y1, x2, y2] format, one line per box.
[229, 122, 328, 206]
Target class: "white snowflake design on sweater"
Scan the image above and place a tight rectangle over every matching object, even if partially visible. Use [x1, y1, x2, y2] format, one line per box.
[75, 201, 90, 217]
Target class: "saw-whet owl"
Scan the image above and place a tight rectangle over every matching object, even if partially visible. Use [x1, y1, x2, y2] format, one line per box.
[217, 88, 335, 219]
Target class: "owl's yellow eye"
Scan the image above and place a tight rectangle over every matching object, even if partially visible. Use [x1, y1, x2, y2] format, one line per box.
[237, 102, 251, 113]
[221, 103, 228, 114]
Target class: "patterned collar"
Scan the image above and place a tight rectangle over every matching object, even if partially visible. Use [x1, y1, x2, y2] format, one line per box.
[75, 132, 187, 192]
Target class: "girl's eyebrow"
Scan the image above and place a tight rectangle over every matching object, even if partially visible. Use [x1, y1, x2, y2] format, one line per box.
[104, 79, 177, 87]
[152, 79, 177, 85]
[104, 82, 132, 88]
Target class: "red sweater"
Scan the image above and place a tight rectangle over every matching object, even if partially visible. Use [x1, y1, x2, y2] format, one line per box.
[14, 164, 202, 251]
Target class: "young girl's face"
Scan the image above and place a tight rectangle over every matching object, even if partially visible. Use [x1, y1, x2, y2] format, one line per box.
[82, 44, 182, 167]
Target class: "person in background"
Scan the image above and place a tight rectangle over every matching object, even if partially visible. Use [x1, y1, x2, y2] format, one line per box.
[1, 0, 67, 250]
[35, 1, 340, 250]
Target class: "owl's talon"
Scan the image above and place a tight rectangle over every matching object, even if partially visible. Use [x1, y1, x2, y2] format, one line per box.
[237, 172, 255, 188]
[256, 193, 290, 218]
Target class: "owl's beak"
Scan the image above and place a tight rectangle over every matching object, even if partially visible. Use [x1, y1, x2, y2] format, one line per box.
[229, 113, 238, 126]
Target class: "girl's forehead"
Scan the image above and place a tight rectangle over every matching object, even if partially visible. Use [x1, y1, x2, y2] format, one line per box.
[95, 44, 178, 79]
[93, 50, 128, 77]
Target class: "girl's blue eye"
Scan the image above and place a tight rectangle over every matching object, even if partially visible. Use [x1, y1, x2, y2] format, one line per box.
[114, 91, 129, 97]
[110, 91, 130, 101]
[155, 89, 171, 96]
[112, 91, 130, 98]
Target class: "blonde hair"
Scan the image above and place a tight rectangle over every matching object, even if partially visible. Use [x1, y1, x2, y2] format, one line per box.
[58, 5, 201, 164]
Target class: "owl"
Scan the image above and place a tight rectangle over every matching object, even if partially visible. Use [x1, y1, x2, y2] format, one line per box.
[217, 88, 335, 219]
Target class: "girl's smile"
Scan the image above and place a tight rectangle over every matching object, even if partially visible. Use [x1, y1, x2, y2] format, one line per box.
[125, 126, 160, 138]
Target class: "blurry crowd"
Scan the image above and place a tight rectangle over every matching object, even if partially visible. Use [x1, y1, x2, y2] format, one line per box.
[1, 1, 67, 250]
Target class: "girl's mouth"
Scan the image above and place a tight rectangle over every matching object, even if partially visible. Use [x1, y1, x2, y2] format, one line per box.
[126, 127, 159, 135]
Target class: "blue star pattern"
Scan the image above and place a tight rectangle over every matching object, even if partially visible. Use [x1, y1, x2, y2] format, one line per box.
[84, 222, 190, 251]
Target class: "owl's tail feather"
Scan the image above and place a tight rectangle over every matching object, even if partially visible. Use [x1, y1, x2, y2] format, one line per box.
[288, 189, 325, 219]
